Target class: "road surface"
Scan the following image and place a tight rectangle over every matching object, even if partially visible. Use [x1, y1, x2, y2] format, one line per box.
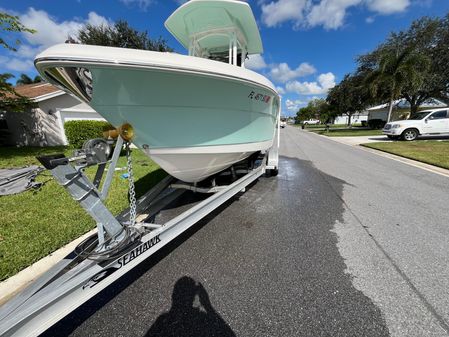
[43, 126, 449, 337]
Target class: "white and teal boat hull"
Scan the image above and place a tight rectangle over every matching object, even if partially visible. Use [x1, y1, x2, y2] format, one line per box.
[35, 44, 279, 182]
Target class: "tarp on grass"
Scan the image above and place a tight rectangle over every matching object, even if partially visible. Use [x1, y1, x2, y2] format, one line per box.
[0, 166, 44, 196]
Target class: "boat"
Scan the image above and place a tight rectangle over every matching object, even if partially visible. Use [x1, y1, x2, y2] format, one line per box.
[34, 0, 280, 183]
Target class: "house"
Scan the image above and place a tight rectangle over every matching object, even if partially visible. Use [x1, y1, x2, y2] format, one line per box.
[367, 98, 447, 122]
[1, 82, 104, 146]
[333, 111, 368, 125]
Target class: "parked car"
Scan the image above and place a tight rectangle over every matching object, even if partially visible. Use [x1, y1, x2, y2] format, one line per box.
[280, 121, 286, 128]
[383, 108, 449, 141]
[303, 119, 320, 125]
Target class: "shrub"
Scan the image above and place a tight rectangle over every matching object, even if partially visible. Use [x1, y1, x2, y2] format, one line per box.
[361, 121, 367, 127]
[64, 120, 113, 148]
[367, 119, 386, 129]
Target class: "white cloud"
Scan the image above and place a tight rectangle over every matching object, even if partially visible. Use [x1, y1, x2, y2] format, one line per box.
[259, 0, 410, 29]
[120, 0, 154, 11]
[175, 0, 247, 2]
[20, 8, 111, 49]
[286, 72, 336, 95]
[318, 72, 336, 89]
[16, 45, 39, 58]
[365, 16, 375, 23]
[270, 62, 316, 83]
[365, 0, 409, 14]
[86, 12, 111, 27]
[307, 0, 360, 30]
[276, 86, 286, 94]
[285, 95, 323, 111]
[285, 98, 306, 111]
[0, 56, 34, 72]
[2, 8, 110, 73]
[261, 0, 308, 28]
[245, 54, 267, 70]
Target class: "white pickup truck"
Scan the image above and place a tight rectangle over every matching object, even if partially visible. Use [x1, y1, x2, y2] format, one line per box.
[383, 108, 449, 141]
[303, 119, 320, 125]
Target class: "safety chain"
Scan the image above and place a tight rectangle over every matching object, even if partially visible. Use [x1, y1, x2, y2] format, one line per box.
[125, 142, 137, 226]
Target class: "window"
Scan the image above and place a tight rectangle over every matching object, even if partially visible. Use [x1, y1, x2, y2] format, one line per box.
[428, 110, 448, 120]
[409, 111, 431, 120]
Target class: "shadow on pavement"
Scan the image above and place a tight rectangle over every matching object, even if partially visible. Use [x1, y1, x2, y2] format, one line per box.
[145, 276, 235, 337]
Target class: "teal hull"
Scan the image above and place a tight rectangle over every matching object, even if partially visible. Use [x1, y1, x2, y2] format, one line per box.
[89, 66, 278, 150]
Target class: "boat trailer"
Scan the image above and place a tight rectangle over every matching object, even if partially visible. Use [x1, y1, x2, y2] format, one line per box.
[0, 127, 279, 336]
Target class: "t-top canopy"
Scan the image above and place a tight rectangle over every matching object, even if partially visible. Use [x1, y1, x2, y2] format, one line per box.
[165, 0, 263, 55]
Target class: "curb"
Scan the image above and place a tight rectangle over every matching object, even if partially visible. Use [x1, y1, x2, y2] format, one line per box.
[0, 228, 97, 305]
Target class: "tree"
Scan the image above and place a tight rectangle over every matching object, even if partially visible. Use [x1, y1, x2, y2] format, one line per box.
[296, 105, 314, 123]
[0, 74, 35, 112]
[0, 12, 36, 51]
[0, 13, 36, 112]
[16, 74, 42, 86]
[327, 74, 370, 126]
[76, 20, 172, 52]
[364, 45, 430, 122]
[357, 16, 448, 119]
[295, 99, 333, 124]
[396, 16, 449, 107]
[428, 14, 449, 103]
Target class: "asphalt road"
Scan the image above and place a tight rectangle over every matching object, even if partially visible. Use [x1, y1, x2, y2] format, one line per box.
[43, 126, 449, 337]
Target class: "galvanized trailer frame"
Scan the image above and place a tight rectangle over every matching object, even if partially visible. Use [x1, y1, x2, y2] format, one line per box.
[0, 121, 279, 337]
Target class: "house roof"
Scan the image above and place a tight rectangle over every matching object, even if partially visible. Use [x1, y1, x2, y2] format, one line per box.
[368, 98, 447, 111]
[9, 83, 64, 102]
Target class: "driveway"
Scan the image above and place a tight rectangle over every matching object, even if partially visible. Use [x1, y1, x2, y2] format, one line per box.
[330, 135, 391, 146]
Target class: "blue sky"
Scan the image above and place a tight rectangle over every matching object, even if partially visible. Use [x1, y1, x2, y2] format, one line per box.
[1, 0, 448, 116]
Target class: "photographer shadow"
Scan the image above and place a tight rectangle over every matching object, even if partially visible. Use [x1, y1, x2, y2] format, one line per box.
[146, 276, 236, 337]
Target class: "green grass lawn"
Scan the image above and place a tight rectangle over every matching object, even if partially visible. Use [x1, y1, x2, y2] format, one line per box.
[0, 146, 166, 281]
[312, 128, 383, 137]
[361, 141, 449, 169]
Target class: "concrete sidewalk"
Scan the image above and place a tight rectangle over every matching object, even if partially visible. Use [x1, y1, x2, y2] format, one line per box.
[330, 135, 391, 146]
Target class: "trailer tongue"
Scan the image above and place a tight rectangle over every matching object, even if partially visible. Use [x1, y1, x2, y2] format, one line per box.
[0, 125, 279, 337]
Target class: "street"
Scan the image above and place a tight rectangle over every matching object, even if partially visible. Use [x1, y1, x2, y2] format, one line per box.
[43, 126, 449, 337]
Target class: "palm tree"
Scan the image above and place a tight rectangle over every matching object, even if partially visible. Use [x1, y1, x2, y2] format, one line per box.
[366, 47, 430, 122]
[16, 74, 43, 86]
[16, 74, 33, 85]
